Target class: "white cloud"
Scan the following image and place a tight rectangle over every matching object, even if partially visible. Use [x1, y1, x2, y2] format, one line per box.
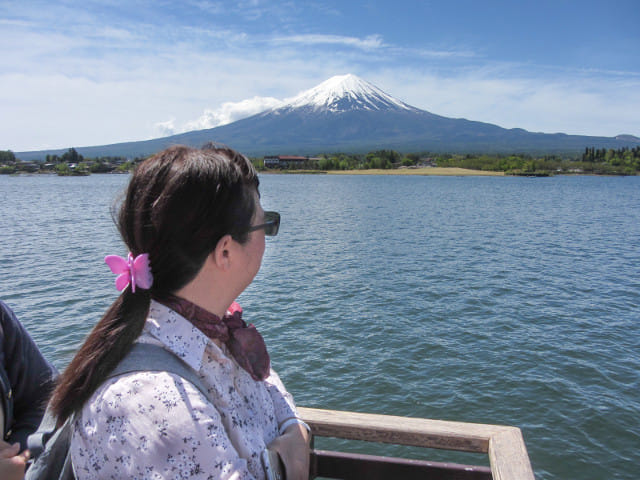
[274, 34, 384, 50]
[152, 96, 283, 137]
[153, 119, 177, 138]
[183, 96, 283, 131]
[374, 68, 640, 137]
[185, 0, 225, 15]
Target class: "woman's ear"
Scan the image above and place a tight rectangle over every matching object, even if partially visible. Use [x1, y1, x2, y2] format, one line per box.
[212, 234, 234, 271]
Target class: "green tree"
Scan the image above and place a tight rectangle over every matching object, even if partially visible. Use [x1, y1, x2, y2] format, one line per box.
[0, 150, 16, 164]
[61, 148, 83, 164]
[55, 163, 72, 176]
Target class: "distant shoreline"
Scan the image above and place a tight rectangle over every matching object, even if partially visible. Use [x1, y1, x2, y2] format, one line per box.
[6, 167, 638, 178]
[326, 167, 504, 176]
[261, 167, 505, 176]
[2, 167, 504, 177]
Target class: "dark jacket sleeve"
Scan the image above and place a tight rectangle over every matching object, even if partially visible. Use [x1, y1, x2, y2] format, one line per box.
[0, 301, 57, 450]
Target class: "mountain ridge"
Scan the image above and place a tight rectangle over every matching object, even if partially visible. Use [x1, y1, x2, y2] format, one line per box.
[15, 74, 640, 160]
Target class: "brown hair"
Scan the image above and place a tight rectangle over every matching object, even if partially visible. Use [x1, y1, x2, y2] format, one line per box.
[50, 145, 259, 422]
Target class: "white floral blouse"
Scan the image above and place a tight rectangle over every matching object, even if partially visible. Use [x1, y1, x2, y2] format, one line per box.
[70, 300, 299, 480]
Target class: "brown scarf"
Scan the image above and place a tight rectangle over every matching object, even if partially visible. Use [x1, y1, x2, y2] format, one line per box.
[154, 294, 270, 381]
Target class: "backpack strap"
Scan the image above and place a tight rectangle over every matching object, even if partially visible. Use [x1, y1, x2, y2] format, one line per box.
[26, 342, 208, 480]
[108, 342, 208, 397]
[26, 410, 75, 480]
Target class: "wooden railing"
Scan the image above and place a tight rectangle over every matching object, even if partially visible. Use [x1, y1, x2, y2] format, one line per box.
[299, 407, 535, 480]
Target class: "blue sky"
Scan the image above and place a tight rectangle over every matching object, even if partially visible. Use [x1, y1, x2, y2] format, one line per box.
[1, 0, 639, 152]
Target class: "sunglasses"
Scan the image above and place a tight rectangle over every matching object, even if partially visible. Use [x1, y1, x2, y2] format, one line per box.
[247, 211, 280, 236]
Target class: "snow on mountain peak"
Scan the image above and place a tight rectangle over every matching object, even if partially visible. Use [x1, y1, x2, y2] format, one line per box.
[279, 74, 417, 113]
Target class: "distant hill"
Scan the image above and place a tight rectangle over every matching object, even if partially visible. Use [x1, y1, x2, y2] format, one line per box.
[615, 134, 640, 142]
[16, 74, 640, 161]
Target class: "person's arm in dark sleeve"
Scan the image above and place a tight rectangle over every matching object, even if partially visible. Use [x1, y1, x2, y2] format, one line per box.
[0, 301, 57, 451]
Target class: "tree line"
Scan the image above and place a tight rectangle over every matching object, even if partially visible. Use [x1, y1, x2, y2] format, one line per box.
[3, 146, 639, 176]
[253, 147, 640, 175]
[0, 148, 144, 175]
[252, 150, 427, 171]
[435, 147, 640, 175]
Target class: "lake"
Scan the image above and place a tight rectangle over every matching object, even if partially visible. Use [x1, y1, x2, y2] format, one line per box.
[1, 173, 638, 479]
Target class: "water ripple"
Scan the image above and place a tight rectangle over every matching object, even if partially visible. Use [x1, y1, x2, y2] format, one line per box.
[1, 174, 639, 480]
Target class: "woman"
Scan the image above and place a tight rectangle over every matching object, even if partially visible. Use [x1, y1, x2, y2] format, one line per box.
[49, 145, 309, 479]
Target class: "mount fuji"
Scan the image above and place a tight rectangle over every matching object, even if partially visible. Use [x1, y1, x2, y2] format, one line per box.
[17, 74, 640, 160]
[272, 74, 421, 114]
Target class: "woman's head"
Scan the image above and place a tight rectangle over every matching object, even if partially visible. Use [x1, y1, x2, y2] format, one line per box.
[118, 144, 260, 297]
[51, 144, 261, 422]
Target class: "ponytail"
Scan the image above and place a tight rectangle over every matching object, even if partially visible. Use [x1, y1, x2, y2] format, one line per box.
[49, 144, 258, 423]
[50, 289, 150, 423]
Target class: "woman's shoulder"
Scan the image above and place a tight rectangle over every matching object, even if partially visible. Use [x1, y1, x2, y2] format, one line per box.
[71, 369, 242, 480]
[84, 369, 207, 415]
[73, 370, 220, 453]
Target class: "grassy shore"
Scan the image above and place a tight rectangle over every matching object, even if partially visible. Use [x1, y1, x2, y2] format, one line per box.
[326, 167, 504, 176]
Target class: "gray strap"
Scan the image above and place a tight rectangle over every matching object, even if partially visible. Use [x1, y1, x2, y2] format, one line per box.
[26, 343, 208, 480]
[29, 343, 206, 456]
[25, 412, 75, 480]
[109, 343, 208, 397]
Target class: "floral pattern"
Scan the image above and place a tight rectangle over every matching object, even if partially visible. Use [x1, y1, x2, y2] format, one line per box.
[71, 300, 299, 479]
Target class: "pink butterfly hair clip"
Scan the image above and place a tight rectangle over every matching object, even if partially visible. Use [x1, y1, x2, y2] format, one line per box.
[104, 252, 153, 293]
